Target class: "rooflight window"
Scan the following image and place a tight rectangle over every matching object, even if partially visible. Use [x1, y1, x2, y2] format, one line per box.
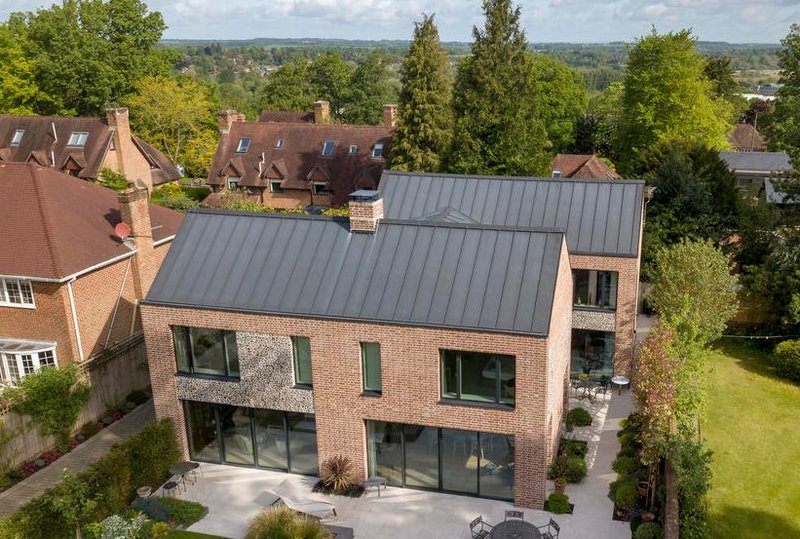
[349, 144, 358, 156]
[10, 129, 24, 146]
[321, 140, 335, 157]
[67, 132, 88, 147]
[236, 137, 250, 153]
[371, 143, 384, 159]
[276, 138, 285, 149]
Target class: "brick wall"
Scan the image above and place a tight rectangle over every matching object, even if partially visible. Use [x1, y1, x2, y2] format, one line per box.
[102, 108, 158, 192]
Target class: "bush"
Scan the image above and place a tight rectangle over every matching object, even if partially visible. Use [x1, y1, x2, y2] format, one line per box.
[546, 492, 571, 514]
[132, 497, 171, 522]
[612, 455, 640, 477]
[97, 513, 148, 539]
[319, 455, 355, 494]
[564, 456, 587, 483]
[772, 340, 800, 382]
[565, 407, 593, 427]
[126, 391, 150, 405]
[547, 458, 565, 480]
[559, 438, 588, 458]
[158, 497, 208, 527]
[635, 522, 664, 539]
[245, 505, 328, 539]
[125, 419, 180, 492]
[614, 481, 640, 510]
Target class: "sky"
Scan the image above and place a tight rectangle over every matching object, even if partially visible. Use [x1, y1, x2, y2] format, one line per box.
[1, 0, 798, 43]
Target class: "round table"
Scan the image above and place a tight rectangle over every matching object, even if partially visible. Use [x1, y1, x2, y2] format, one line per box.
[169, 461, 199, 489]
[611, 375, 630, 395]
[490, 520, 543, 539]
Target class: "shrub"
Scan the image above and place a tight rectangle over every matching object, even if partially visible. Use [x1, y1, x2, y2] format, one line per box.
[126, 391, 150, 405]
[547, 457, 566, 480]
[565, 407, 593, 427]
[635, 522, 664, 539]
[158, 497, 208, 527]
[772, 340, 800, 382]
[319, 455, 355, 494]
[132, 497, 172, 522]
[614, 481, 640, 510]
[559, 438, 588, 458]
[546, 492, 571, 514]
[80, 421, 100, 439]
[564, 456, 587, 483]
[126, 419, 181, 492]
[148, 521, 171, 539]
[612, 455, 640, 477]
[97, 513, 148, 539]
[245, 505, 328, 539]
[99, 168, 130, 191]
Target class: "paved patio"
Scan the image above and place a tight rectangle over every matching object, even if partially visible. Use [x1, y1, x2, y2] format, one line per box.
[170, 393, 634, 539]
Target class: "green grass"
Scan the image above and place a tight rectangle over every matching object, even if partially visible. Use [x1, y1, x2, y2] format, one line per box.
[165, 531, 231, 539]
[702, 339, 800, 539]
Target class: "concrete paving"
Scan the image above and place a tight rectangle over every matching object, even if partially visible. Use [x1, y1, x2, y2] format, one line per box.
[0, 401, 155, 518]
[176, 393, 634, 539]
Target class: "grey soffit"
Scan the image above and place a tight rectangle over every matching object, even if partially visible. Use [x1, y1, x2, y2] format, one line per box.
[379, 171, 645, 258]
[719, 151, 792, 172]
[146, 211, 566, 336]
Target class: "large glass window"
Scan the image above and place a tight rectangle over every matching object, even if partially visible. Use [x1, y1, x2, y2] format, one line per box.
[220, 405, 255, 465]
[573, 270, 617, 310]
[254, 410, 288, 471]
[292, 336, 313, 386]
[361, 342, 381, 393]
[441, 350, 515, 406]
[571, 329, 615, 380]
[173, 327, 239, 378]
[287, 412, 319, 475]
[185, 401, 220, 462]
[0, 349, 57, 386]
[366, 420, 514, 501]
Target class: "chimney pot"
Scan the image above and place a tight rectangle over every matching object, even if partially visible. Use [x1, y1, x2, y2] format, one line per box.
[314, 100, 331, 124]
[106, 107, 130, 131]
[217, 109, 243, 134]
[348, 190, 383, 233]
[383, 104, 398, 128]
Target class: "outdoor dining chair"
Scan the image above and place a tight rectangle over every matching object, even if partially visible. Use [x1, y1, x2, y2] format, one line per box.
[505, 509, 525, 521]
[539, 517, 560, 539]
[469, 516, 494, 539]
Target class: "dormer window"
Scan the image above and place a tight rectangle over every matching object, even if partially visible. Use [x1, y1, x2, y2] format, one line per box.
[371, 143, 384, 159]
[236, 138, 250, 153]
[321, 140, 335, 157]
[67, 132, 88, 147]
[349, 144, 358, 156]
[276, 138, 285, 149]
[227, 176, 240, 189]
[270, 180, 284, 193]
[552, 169, 561, 178]
[313, 182, 329, 195]
[10, 129, 24, 146]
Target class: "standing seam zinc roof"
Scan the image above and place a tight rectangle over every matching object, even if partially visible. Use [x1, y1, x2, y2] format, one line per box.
[379, 171, 645, 258]
[146, 210, 567, 336]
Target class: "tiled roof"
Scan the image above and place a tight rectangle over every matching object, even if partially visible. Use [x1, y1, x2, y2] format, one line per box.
[379, 171, 645, 258]
[552, 154, 620, 180]
[0, 163, 182, 280]
[207, 121, 392, 206]
[727, 124, 766, 152]
[259, 111, 315, 123]
[146, 210, 566, 336]
[719, 151, 792, 172]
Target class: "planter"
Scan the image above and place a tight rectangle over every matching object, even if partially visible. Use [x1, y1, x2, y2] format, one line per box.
[136, 486, 152, 498]
[637, 480, 650, 497]
[641, 511, 655, 522]
[554, 478, 567, 494]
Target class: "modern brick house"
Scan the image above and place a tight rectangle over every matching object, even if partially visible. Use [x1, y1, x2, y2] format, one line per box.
[0, 108, 180, 192]
[141, 172, 644, 509]
[0, 163, 181, 384]
[204, 101, 394, 209]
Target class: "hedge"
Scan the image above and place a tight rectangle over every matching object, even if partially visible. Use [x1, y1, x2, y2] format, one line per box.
[772, 339, 800, 383]
[0, 418, 180, 539]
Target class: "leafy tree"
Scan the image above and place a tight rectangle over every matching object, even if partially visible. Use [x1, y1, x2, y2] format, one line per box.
[530, 53, 588, 152]
[764, 24, 800, 164]
[126, 75, 218, 178]
[390, 14, 452, 172]
[13, 0, 172, 116]
[574, 82, 624, 158]
[259, 61, 316, 112]
[648, 238, 738, 346]
[0, 24, 40, 114]
[616, 29, 732, 171]
[310, 53, 355, 122]
[446, 0, 550, 176]
[345, 51, 395, 125]
[51, 470, 98, 539]
[704, 56, 739, 100]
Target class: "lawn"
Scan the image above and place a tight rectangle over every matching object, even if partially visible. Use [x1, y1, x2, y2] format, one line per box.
[702, 339, 800, 538]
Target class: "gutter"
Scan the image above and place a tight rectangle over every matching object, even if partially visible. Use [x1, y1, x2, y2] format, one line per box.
[153, 235, 176, 247]
[0, 250, 137, 284]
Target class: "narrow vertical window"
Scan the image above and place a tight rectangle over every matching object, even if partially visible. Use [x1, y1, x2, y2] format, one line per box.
[292, 336, 313, 386]
[361, 342, 382, 394]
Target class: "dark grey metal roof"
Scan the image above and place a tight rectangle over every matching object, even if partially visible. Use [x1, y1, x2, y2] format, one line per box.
[719, 151, 791, 172]
[146, 210, 567, 336]
[379, 171, 645, 257]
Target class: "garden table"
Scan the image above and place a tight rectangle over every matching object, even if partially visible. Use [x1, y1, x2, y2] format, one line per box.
[611, 375, 630, 395]
[490, 519, 543, 539]
[169, 461, 199, 491]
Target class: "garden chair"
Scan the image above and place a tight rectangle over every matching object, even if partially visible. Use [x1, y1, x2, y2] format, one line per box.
[266, 478, 337, 520]
[162, 480, 179, 498]
[505, 509, 525, 521]
[538, 518, 560, 539]
[469, 516, 494, 539]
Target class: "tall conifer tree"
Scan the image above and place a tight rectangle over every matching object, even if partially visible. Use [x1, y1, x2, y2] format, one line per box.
[390, 14, 452, 172]
[445, 0, 550, 176]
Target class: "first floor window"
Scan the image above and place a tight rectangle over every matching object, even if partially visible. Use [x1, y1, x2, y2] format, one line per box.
[573, 270, 617, 310]
[361, 342, 381, 393]
[571, 329, 615, 380]
[441, 350, 515, 406]
[292, 336, 313, 386]
[312, 182, 328, 195]
[173, 326, 239, 378]
[0, 278, 34, 307]
[0, 349, 57, 386]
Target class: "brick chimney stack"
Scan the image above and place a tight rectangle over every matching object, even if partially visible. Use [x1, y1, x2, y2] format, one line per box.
[217, 109, 246, 134]
[118, 184, 157, 298]
[348, 190, 384, 233]
[106, 107, 131, 138]
[314, 100, 331, 124]
[383, 104, 398, 128]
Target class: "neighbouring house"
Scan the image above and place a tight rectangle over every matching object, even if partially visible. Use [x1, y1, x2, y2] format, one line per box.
[0, 163, 182, 385]
[141, 172, 645, 509]
[204, 101, 395, 209]
[551, 154, 620, 180]
[727, 123, 767, 153]
[719, 150, 792, 197]
[0, 108, 180, 192]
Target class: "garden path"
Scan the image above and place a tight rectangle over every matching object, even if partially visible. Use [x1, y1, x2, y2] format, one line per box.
[0, 400, 154, 518]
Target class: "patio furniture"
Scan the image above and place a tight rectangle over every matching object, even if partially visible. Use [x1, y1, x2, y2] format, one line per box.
[490, 519, 542, 539]
[266, 478, 337, 520]
[593, 376, 610, 398]
[169, 461, 198, 490]
[162, 480, 179, 498]
[505, 510, 525, 521]
[469, 515, 494, 539]
[325, 525, 354, 539]
[538, 518, 560, 539]
[611, 375, 630, 395]
[364, 476, 386, 496]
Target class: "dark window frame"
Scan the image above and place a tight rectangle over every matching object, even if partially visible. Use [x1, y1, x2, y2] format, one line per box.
[440, 349, 515, 407]
[173, 326, 240, 379]
[361, 342, 382, 394]
[572, 269, 618, 311]
[292, 336, 313, 387]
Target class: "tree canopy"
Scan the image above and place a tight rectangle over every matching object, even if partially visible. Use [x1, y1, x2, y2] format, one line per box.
[764, 24, 800, 165]
[530, 53, 588, 152]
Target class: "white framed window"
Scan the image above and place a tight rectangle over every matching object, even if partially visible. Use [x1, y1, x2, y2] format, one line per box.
[0, 278, 35, 308]
[348, 144, 358, 156]
[371, 143, 384, 159]
[67, 132, 89, 147]
[270, 180, 284, 193]
[227, 176, 240, 190]
[321, 140, 335, 157]
[313, 182, 328, 195]
[0, 349, 58, 386]
[236, 137, 250, 153]
[11, 129, 24, 145]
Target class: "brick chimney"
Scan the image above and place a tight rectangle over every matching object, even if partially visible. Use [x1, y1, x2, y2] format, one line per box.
[348, 190, 383, 233]
[217, 109, 245, 134]
[106, 107, 131, 137]
[383, 104, 398, 128]
[105, 107, 150, 190]
[118, 184, 157, 298]
[314, 100, 331, 124]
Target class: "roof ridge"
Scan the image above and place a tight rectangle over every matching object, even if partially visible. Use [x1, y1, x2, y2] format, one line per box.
[232, 121, 393, 131]
[28, 166, 65, 277]
[382, 170, 644, 184]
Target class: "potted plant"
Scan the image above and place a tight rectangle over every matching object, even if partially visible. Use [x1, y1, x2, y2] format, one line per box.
[637, 480, 650, 497]
[554, 477, 566, 494]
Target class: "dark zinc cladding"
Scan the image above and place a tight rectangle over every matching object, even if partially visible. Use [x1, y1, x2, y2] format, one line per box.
[379, 171, 645, 258]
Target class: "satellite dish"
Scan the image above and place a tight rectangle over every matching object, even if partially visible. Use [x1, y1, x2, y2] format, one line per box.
[115, 222, 131, 240]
